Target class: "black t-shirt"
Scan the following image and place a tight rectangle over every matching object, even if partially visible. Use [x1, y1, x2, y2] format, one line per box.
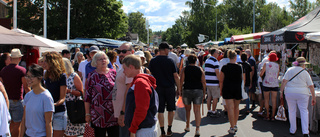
[221, 63, 242, 93]
[149, 55, 177, 88]
[45, 73, 67, 113]
[239, 62, 252, 86]
[248, 56, 257, 82]
[183, 66, 203, 89]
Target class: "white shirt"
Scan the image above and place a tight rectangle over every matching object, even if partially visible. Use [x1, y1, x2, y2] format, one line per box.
[219, 58, 230, 72]
[0, 91, 10, 136]
[283, 66, 313, 95]
[115, 56, 122, 69]
[78, 59, 89, 89]
[168, 52, 179, 65]
[236, 55, 242, 63]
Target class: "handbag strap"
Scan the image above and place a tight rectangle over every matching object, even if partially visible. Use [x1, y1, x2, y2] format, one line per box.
[289, 69, 305, 82]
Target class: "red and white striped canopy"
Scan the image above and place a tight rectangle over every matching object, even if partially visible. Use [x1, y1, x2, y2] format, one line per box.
[231, 32, 270, 43]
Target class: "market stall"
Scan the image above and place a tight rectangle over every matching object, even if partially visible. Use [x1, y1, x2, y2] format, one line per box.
[261, 5, 320, 133]
[231, 32, 270, 59]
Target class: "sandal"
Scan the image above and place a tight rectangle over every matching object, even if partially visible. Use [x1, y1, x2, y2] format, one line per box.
[263, 117, 270, 121]
[271, 117, 275, 121]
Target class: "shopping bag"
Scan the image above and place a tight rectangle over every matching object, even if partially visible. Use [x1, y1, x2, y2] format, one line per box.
[174, 96, 186, 121]
[240, 65, 248, 100]
[241, 81, 248, 100]
[275, 99, 287, 121]
[83, 123, 95, 137]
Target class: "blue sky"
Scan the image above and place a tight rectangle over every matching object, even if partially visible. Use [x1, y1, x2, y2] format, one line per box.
[122, 0, 316, 31]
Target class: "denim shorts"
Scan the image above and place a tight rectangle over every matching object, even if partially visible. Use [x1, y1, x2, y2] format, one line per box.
[9, 100, 24, 122]
[52, 111, 67, 130]
[182, 89, 203, 105]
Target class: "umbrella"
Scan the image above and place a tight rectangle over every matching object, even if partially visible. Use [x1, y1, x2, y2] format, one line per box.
[305, 32, 320, 43]
[13, 29, 68, 53]
[0, 25, 51, 47]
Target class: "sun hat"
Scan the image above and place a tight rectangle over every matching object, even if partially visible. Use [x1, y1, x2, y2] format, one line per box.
[268, 53, 278, 62]
[10, 48, 23, 58]
[294, 57, 310, 65]
[134, 51, 147, 64]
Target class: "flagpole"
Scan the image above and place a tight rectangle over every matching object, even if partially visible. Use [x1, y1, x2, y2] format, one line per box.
[67, 0, 70, 40]
[13, 0, 17, 29]
[44, 0, 47, 38]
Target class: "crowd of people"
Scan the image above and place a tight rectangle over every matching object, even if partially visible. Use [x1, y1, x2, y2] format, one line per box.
[0, 41, 317, 137]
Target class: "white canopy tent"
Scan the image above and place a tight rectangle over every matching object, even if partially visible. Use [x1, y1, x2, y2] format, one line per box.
[305, 32, 320, 43]
[13, 29, 68, 54]
[181, 43, 188, 48]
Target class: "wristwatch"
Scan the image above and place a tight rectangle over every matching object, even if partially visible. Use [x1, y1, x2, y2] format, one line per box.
[120, 110, 125, 115]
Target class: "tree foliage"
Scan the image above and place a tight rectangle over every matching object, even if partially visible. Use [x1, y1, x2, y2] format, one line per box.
[8, 0, 128, 40]
[128, 11, 150, 43]
[160, 0, 318, 48]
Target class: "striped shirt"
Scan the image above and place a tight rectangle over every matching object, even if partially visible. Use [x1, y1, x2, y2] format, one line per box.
[205, 56, 219, 86]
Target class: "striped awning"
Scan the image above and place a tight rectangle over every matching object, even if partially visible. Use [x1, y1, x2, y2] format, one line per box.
[231, 32, 270, 43]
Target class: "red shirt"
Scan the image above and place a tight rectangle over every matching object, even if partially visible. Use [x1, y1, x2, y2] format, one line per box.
[0, 64, 26, 100]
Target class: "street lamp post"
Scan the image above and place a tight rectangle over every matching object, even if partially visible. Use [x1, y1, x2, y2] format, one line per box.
[253, 0, 255, 33]
[203, 1, 218, 41]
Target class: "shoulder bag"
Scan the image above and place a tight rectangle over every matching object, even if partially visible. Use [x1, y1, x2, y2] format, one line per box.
[66, 89, 86, 124]
[288, 69, 305, 82]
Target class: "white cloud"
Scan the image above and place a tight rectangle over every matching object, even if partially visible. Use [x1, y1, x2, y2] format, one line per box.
[122, 0, 317, 31]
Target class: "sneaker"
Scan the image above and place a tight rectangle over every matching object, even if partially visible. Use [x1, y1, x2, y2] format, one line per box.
[210, 111, 219, 118]
[166, 131, 173, 136]
[207, 111, 213, 117]
[303, 134, 310, 137]
[228, 127, 236, 134]
[234, 125, 238, 132]
[195, 130, 200, 137]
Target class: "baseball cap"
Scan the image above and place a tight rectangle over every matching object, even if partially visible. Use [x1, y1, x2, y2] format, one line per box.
[89, 46, 99, 53]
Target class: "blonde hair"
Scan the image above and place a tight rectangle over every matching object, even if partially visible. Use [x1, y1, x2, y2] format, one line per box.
[227, 50, 237, 59]
[63, 58, 74, 75]
[43, 52, 66, 81]
[74, 52, 83, 63]
[91, 51, 109, 67]
[122, 54, 141, 69]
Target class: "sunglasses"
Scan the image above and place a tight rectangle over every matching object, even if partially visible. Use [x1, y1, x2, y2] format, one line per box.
[117, 49, 131, 54]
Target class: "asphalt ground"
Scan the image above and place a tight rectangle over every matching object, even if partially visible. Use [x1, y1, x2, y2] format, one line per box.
[159, 99, 320, 137]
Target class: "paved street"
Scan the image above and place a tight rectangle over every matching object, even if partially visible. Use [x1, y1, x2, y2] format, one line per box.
[159, 99, 319, 137]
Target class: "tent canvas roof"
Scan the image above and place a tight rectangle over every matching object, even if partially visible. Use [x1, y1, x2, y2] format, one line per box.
[261, 6, 320, 44]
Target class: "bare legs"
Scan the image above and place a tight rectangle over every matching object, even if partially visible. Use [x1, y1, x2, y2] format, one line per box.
[10, 121, 21, 137]
[185, 104, 201, 133]
[264, 91, 277, 119]
[225, 99, 241, 128]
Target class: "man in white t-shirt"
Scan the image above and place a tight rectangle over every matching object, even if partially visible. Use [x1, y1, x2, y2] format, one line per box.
[78, 51, 91, 89]
[168, 45, 179, 68]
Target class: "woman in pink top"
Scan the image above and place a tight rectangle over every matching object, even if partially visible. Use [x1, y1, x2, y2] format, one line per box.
[260, 53, 280, 121]
[84, 51, 118, 137]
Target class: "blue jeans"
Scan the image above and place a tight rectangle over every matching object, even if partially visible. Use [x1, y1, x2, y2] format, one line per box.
[9, 100, 24, 122]
[245, 86, 250, 110]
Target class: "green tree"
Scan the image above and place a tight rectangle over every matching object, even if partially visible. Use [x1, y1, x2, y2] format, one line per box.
[128, 11, 149, 43]
[219, 24, 252, 41]
[289, 0, 312, 20]
[8, 0, 128, 40]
